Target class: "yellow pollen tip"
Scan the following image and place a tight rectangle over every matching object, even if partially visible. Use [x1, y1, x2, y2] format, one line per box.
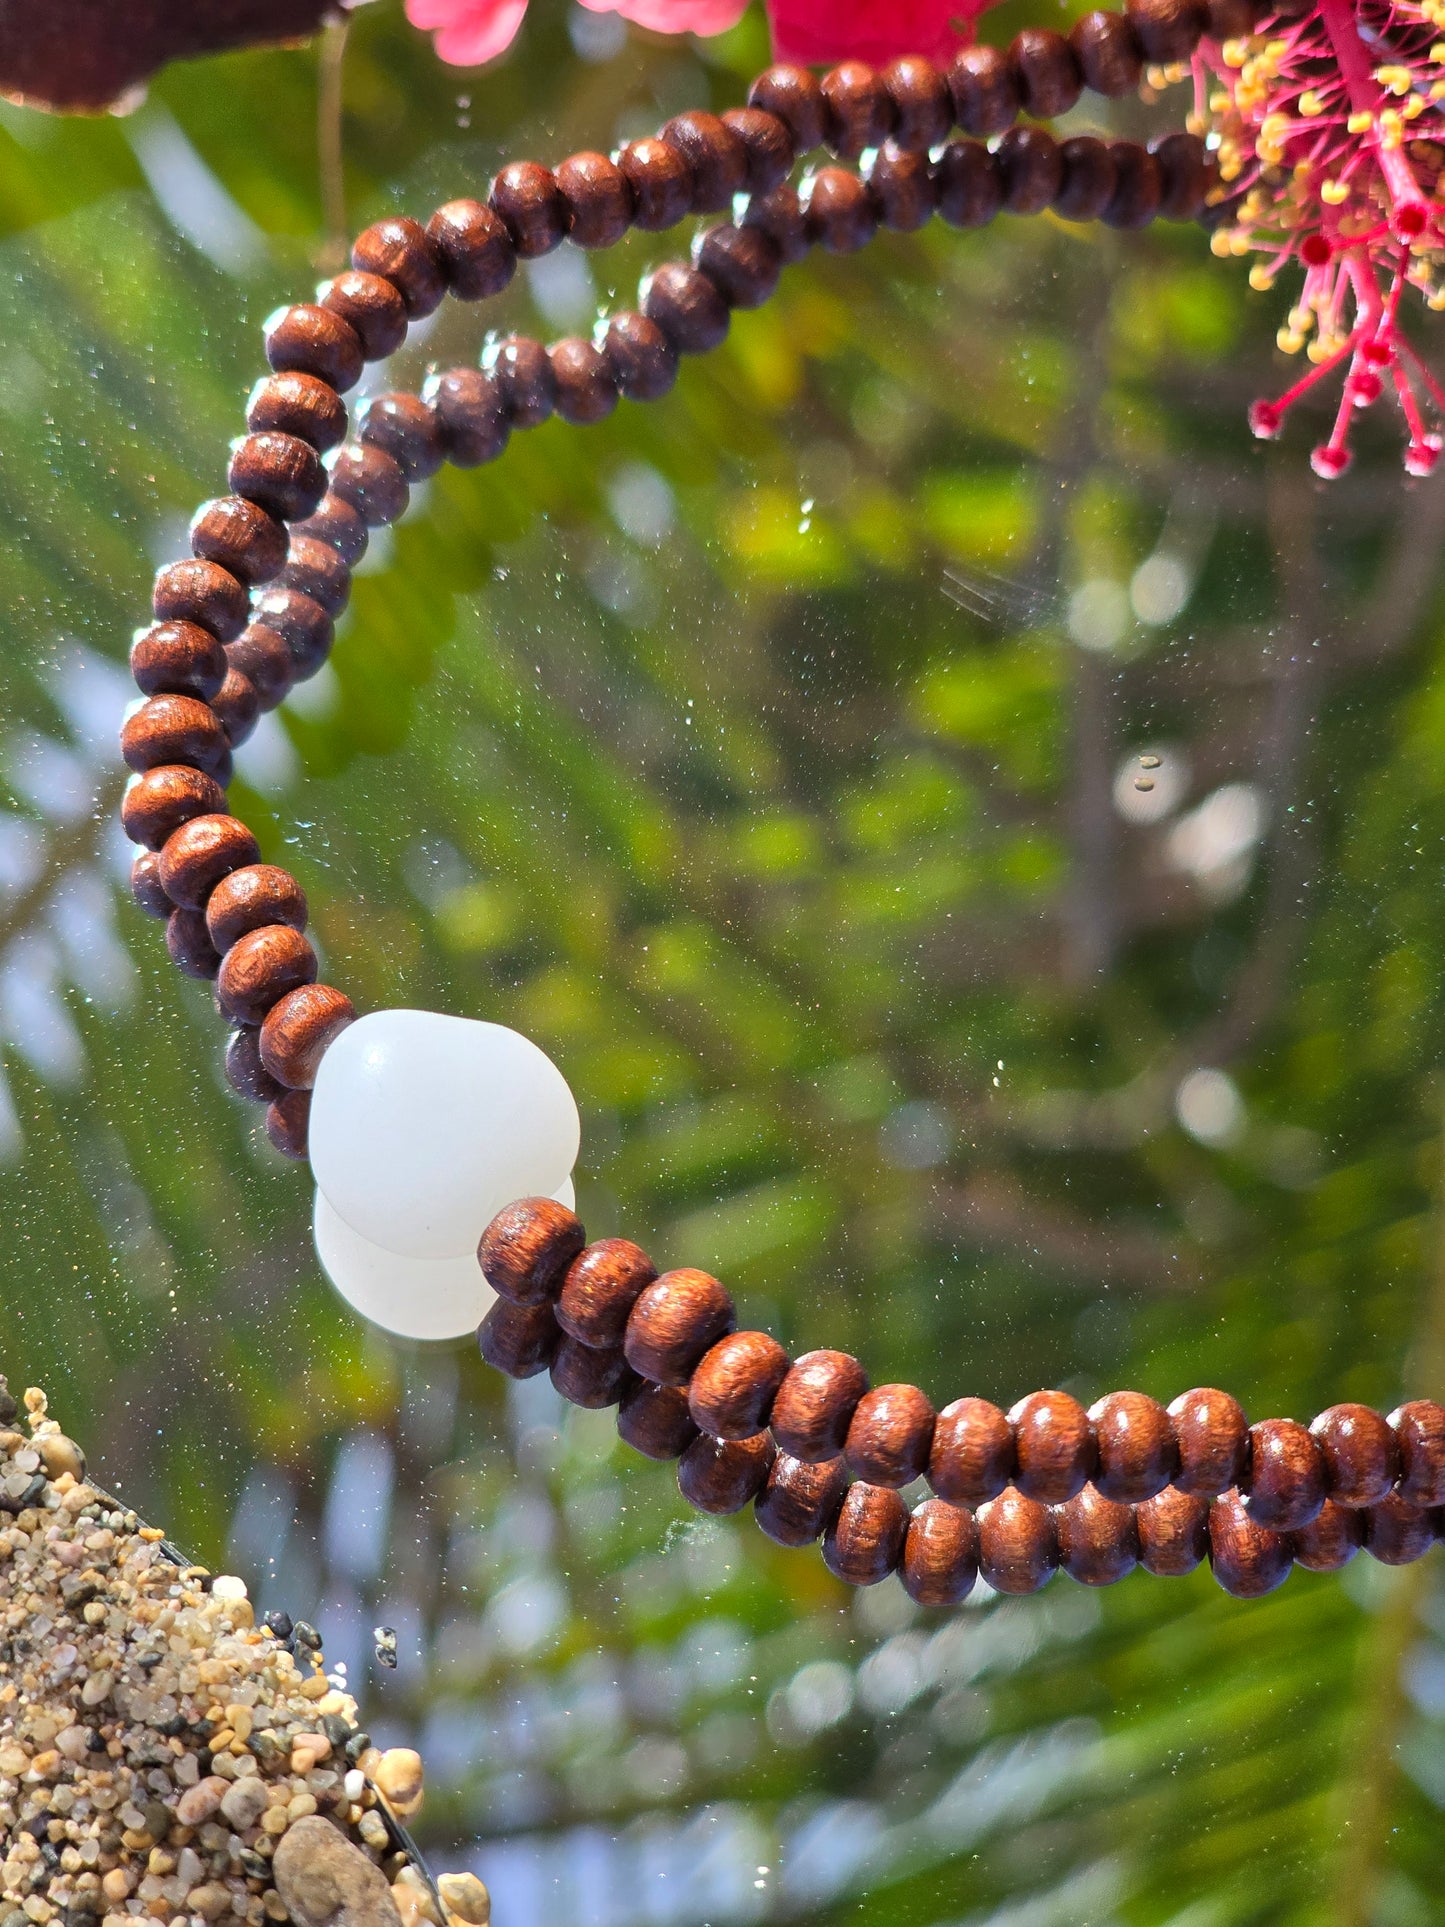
[1347, 110, 1373, 133]
[1277, 327, 1305, 352]
[1321, 178, 1350, 203]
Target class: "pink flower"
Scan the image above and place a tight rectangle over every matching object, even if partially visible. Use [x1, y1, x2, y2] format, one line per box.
[767, 0, 974, 64]
[577, 0, 749, 32]
[405, 0, 529, 65]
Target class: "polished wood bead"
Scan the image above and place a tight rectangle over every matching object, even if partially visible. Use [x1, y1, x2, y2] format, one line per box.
[217, 923, 317, 1025]
[600, 312, 679, 403]
[935, 141, 1003, 229]
[949, 44, 1021, 138]
[678, 1431, 776, 1515]
[327, 443, 409, 527]
[293, 492, 369, 566]
[484, 335, 556, 428]
[424, 367, 510, 468]
[359, 393, 444, 483]
[754, 1452, 848, 1546]
[845, 1383, 936, 1487]
[1135, 1486, 1209, 1575]
[868, 144, 937, 231]
[997, 127, 1062, 216]
[556, 151, 633, 249]
[246, 371, 348, 452]
[122, 765, 226, 850]
[319, 270, 408, 361]
[190, 495, 287, 586]
[130, 851, 171, 920]
[1070, 11, 1144, 95]
[130, 620, 227, 703]
[747, 64, 828, 154]
[353, 216, 447, 317]
[121, 695, 231, 785]
[881, 55, 950, 151]
[624, 1267, 735, 1385]
[478, 1297, 560, 1380]
[1103, 143, 1162, 228]
[426, 198, 517, 300]
[1055, 1484, 1137, 1586]
[802, 167, 878, 253]
[275, 534, 350, 618]
[1208, 1491, 1291, 1597]
[206, 864, 308, 952]
[929, 1397, 1014, 1505]
[1309, 1403, 1398, 1507]
[977, 1488, 1057, 1593]
[225, 1024, 284, 1104]
[1244, 1418, 1326, 1530]
[693, 224, 782, 310]
[158, 814, 260, 911]
[557, 1238, 658, 1348]
[259, 982, 356, 1089]
[641, 263, 730, 355]
[1292, 1497, 1364, 1572]
[490, 160, 567, 257]
[1389, 1400, 1445, 1505]
[152, 558, 248, 643]
[550, 339, 618, 426]
[1205, 0, 1260, 36]
[660, 111, 747, 213]
[741, 184, 809, 265]
[211, 667, 259, 747]
[550, 1335, 636, 1410]
[615, 138, 694, 232]
[1013, 29, 1083, 117]
[689, 1331, 790, 1441]
[1152, 131, 1213, 220]
[771, 1350, 869, 1462]
[720, 106, 794, 195]
[821, 61, 890, 159]
[1168, 1387, 1249, 1496]
[264, 303, 364, 394]
[617, 1381, 699, 1461]
[1053, 137, 1118, 222]
[1126, 0, 1205, 60]
[901, 1498, 977, 1606]
[1088, 1391, 1177, 1504]
[1009, 1390, 1095, 1504]
[478, 1198, 587, 1308]
[227, 623, 295, 710]
[265, 1088, 312, 1161]
[824, 1482, 908, 1586]
[166, 907, 221, 980]
[1364, 1491, 1436, 1566]
[252, 587, 333, 681]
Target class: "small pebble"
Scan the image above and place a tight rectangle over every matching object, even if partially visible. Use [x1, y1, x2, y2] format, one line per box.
[438, 1874, 490, 1926]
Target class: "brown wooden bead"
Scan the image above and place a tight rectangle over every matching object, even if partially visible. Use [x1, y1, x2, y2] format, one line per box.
[424, 368, 510, 468]
[122, 765, 226, 850]
[747, 65, 827, 154]
[1244, 1418, 1326, 1531]
[1152, 131, 1212, 220]
[190, 496, 287, 587]
[1389, 1400, 1445, 1505]
[130, 851, 171, 920]
[246, 371, 348, 452]
[259, 982, 356, 1089]
[741, 184, 809, 265]
[225, 1025, 283, 1104]
[624, 1267, 735, 1386]
[484, 335, 556, 429]
[426, 198, 517, 300]
[615, 138, 693, 232]
[550, 339, 618, 426]
[556, 151, 633, 249]
[821, 61, 890, 159]
[617, 1381, 699, 1461]
[754, 1452, 848, 1547]
[206, 864, 308, 952]
[275, 534, 350, 618]
[264, 303, 364, 394]
[824, 1482, 908, 1586]
[689, 1331, 791, 1441]
[845, 1383, 936, 1488]
[1011, 29, 1082, 119]
[881, 55, 950, 150]
[1103, 142, 1162, 228]
[1292, 1497, 1364, 1572]
[1055, 1484, 1137, 1586]
[359, 393, 444, 483]
[353, 216, 447, 318]
[293, 493, 369, 566]
[949, 44, 1021, 138]
[1009, 1390, 1095, 1504]
[165, 907, 221, 980]
[227, 624, 294, 710]
[478, 1198, 587, 1309]
[660, 111, 747, 213]
[977, 1488, 1057, 1594]
[1168, 1387, 1249, 1496]
[1054, 137, 1118, 221]
[557, 1239, 658, 1349]
[217, 924, 317, 1026]
[1309, 1403, 1398, 1507]
[158, 814, 260, 911]
[678, 1431, 775, 1516]
[641, 263, 730, 355]
[720, 106, 794, 194]
[1135, 1486, 1209, 1576]
[265, 1088, 311, 1161]
[121, 695, 231, 785]
[1208, 1491, 1291, 1597]
[327, 443, 408, 527]
[901, 1498, 977, 1606]
[153, 558, 249, 642]
[228, 432, 327, 526]
[1071, 10, 1145, 94]
[130, 621, 227, 703]
[1088, 1391, 1177, 1504]
[868, 143, 937, 231]
[1126, 0, 1205, 60]
[802, 166, 878, 252]
[929, 1397, 1014, 1505]
[490, 161, 567, 257]
[319, 270, 408, 362]
[550, 1336, 636, 1411]
[1364, 1491, 1436, 1566]
[693, 224, 782, 310]
[935, 141, 1003, 229]
[997, 126, 1062, 215]
[251, 588, 333, 682]
[1206, 0, 1261, 35]
[770, 1351, 868, 1462]
[212, 668, 259, 747]
[478, 1297, 559, 1380]
[600, 312, 679, 402]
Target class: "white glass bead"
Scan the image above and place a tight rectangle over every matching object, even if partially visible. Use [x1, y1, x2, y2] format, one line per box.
[308, 1009, 580, 1260]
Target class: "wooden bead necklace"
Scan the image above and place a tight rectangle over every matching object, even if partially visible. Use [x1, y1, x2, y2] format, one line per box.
[117, 25, 1444, 1614]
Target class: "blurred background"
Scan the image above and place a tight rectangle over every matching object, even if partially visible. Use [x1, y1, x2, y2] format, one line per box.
[2, 1, 1444, 1918]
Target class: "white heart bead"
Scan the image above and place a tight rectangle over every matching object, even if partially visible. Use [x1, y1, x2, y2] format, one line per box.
[308, 1009, 580, 1260]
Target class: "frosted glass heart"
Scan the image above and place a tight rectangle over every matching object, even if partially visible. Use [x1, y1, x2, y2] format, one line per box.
[309, 1009, 580, 1260]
